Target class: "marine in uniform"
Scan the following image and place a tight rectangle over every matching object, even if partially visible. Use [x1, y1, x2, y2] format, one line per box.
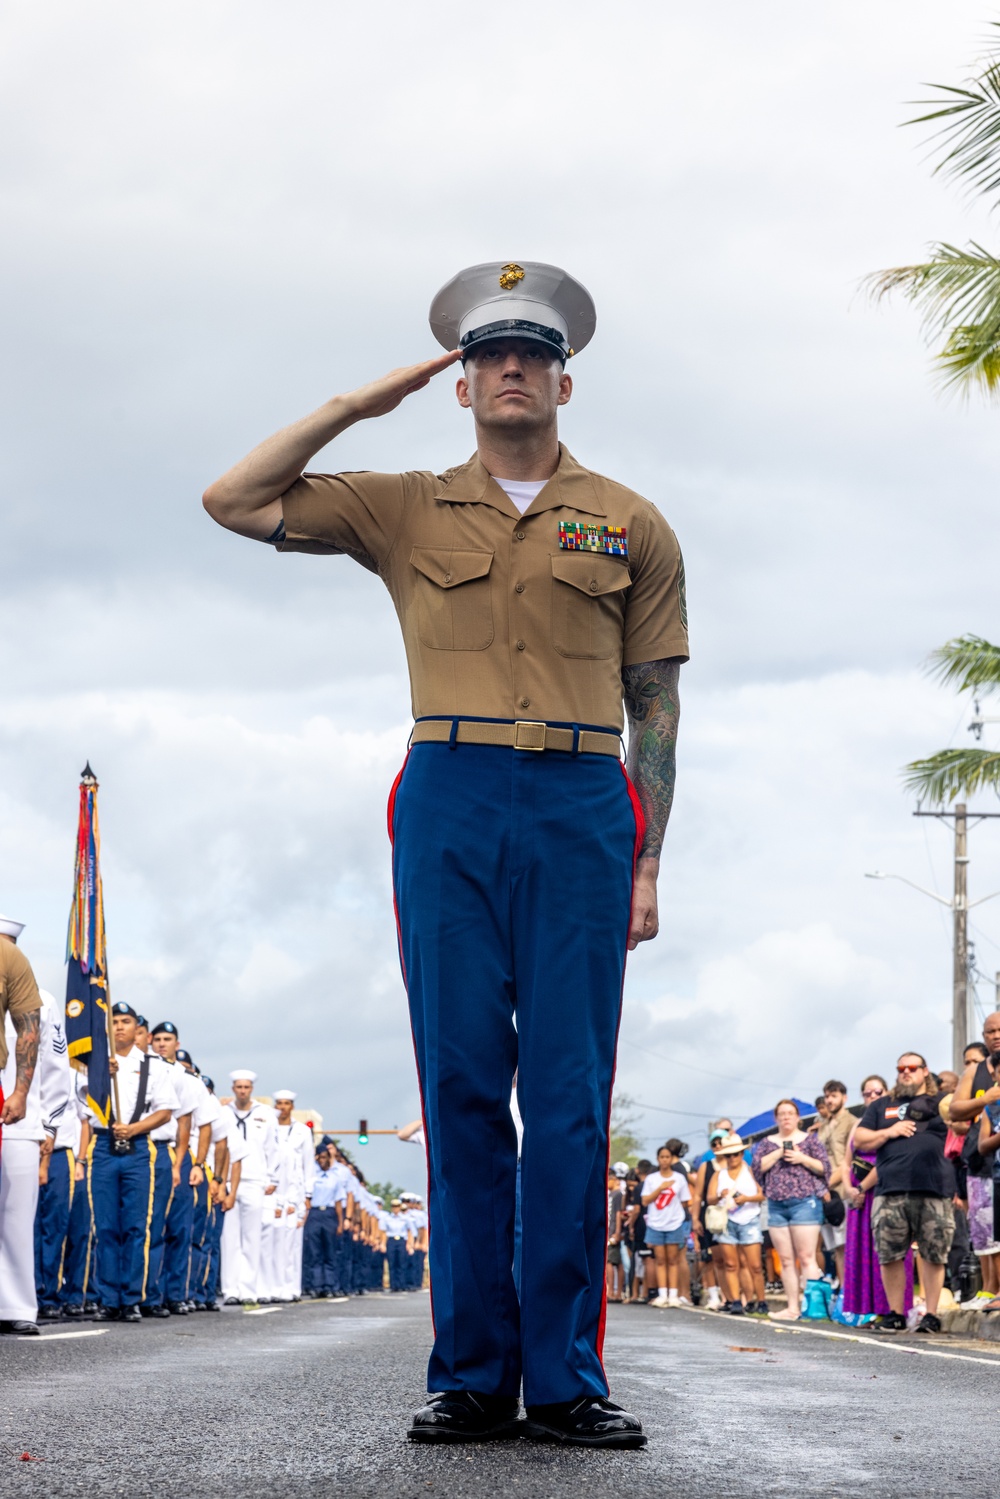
[82, 1003, 175, 1322]
[203, 262, 687, 1447]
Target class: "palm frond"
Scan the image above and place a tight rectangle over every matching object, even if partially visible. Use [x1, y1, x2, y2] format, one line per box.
[906, 31, 1000, 205]
[925, 635, 1000, 694]
[902, 748, 1000, 805]
[863, 243, 1000, 393]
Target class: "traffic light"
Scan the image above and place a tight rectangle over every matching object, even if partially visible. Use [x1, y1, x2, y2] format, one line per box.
[358, 1118, 369, 1145]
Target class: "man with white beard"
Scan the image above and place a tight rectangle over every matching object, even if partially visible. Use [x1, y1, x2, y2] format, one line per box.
[221, 1069, 278, 1303]
[0, 957, 72, 1335]
[271, 1089, 314, 1300]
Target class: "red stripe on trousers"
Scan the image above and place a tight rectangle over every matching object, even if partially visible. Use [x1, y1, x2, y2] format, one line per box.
[595, 765, 647, 1373]
[387, 751, 436, 1335]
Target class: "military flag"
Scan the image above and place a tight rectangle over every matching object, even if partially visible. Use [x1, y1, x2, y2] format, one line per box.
[65, 763, 111, 1124]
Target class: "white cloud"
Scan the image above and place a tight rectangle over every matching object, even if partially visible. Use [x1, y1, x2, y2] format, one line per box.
[3, 1, 1000, 1176]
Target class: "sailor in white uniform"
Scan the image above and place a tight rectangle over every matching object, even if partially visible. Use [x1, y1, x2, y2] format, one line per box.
[272, 1089, 314, 1300]
[221, 1069, 278, 1303]
[0, 987, 73, 1334]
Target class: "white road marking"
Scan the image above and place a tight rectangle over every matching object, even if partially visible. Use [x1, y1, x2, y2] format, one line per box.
[674, 1303, 1000, 1368]
[33, 1329, 110, 1341]
[242, 1306, 283, 1316]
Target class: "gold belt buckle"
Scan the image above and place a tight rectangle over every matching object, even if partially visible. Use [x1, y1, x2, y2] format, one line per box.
[513, 720, 546, 751]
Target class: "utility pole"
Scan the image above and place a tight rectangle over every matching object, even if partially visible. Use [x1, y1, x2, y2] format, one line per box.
[913, 803, 1000, 1072]
[954, 803, 969, 1071]
[868, 804, 1000, 1073]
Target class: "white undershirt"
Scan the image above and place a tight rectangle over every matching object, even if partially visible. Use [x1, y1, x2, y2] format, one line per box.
[493, 477, 547, 514]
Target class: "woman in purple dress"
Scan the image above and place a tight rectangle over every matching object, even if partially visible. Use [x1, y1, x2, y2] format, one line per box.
[842, 1074, 914, 1317]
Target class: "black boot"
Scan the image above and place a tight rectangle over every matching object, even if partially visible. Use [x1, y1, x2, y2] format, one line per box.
[408, 1391, 522, 1444]
[525, 1396, 647, 1449]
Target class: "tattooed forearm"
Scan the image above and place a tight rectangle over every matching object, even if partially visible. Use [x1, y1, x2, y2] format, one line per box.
[12, 1008, 40, 1094]
[622, 657, 681, 862]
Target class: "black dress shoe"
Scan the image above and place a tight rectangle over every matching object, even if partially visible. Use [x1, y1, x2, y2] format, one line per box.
[0, 1320, 40, 1336]
[83, 1301, 101, 1315]
[149, 1305, 171, 1319]
[92, 1307, 121, 1322]
[204, 1301, 221, 1312]
[525, 1396, 647, 1449]
[223, 1296, 241, 1306]
[38, 1306, 63, 1321]
[121, 1306, 142, 1323]
[408, 1391, 522, 1444]
[167, 1301, 189, 1315]
[62, 1304, 85, 1320]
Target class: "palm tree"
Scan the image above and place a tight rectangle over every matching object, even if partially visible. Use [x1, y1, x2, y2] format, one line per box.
[865, 29, 1000, 399]
[903, 635, 1000, 802]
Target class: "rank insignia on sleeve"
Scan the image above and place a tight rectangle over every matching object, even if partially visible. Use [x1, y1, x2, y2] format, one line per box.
[558, 522, 628, 556]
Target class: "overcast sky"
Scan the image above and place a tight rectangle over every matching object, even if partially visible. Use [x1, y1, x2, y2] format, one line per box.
[4, 1, 1000, 1186]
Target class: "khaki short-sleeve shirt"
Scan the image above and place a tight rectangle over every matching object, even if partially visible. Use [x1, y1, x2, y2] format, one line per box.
[279, 445, 688, 733]
[0, 940, 42, 1071]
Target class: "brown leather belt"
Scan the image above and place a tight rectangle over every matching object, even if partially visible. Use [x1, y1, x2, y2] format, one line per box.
[409, 719, 621, 757]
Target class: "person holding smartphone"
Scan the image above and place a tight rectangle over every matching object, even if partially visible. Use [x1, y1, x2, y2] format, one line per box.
[750, 1099, 830, 1321]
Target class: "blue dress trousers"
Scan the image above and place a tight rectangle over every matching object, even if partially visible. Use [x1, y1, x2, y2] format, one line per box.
[390, 736, 640, 1407]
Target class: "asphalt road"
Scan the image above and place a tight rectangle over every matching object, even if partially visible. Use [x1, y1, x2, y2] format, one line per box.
[1, 1296, 996, 1498]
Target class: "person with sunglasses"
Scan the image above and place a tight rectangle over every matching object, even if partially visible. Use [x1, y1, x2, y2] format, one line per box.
[841, 1075, 913, 1321]
[855, 1052, 955, 1334]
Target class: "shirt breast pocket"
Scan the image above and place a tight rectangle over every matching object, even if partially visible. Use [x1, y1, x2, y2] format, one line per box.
[410, 546, 495, 651]
[550, 553, 631, 660]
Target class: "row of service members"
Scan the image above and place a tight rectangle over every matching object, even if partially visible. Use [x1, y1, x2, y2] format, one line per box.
[0, 980, 426, 1328]
[0, 921, 427, 1329]
[304, 1137, 427, 1299]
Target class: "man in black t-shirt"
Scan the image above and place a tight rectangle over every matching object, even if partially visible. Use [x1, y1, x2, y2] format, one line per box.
[855, 1050, 955, 1336]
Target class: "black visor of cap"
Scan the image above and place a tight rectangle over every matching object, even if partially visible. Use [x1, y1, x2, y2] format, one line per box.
[151, 1021, 177, 1036]
[459, 318, 568, 361]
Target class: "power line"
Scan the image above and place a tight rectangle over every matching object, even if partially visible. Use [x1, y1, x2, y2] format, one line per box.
[619, 1037, 786, 1092]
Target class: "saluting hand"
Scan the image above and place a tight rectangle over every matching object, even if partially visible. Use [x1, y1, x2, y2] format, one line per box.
[342, 350, 463, 422]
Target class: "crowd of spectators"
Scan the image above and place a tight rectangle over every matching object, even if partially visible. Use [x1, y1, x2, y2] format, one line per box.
[606, 1016, 1000, 1334]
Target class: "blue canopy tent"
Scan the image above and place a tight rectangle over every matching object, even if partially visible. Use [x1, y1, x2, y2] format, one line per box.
[735, 1100, 816, 1141]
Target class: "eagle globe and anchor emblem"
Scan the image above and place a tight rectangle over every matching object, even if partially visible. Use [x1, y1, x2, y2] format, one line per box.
[498, 262, 525, 290]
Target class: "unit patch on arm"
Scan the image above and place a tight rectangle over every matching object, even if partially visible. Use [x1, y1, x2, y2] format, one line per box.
[558, 522, 628, 557]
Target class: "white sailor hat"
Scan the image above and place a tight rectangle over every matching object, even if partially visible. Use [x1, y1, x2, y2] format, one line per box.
[229, 1068, 257, 1083]
[0, 915, 25, 939]
[429, 261, 596, 363]
[273, 1088, 296, 1101]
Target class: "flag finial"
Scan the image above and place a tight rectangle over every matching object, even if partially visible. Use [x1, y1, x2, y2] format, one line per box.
[80, 762, 97, 785]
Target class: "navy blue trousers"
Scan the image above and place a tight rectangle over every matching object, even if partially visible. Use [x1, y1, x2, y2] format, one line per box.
[89, 1133, 155, 1309]
[203, 1198, 223, 1303]
[143, 1142, 174, 1306]
[61, 1154, 100, 1307]
[35, 1148, 73, 1310]
[165, 1155, 194, 1303]
[390, 740, 639, 1406]
[386, 1235, 408, 1291]
[188, 1173, 210, 1301]
[408, 1247, 426, 1290]
[304, 1209, 339, 1293]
